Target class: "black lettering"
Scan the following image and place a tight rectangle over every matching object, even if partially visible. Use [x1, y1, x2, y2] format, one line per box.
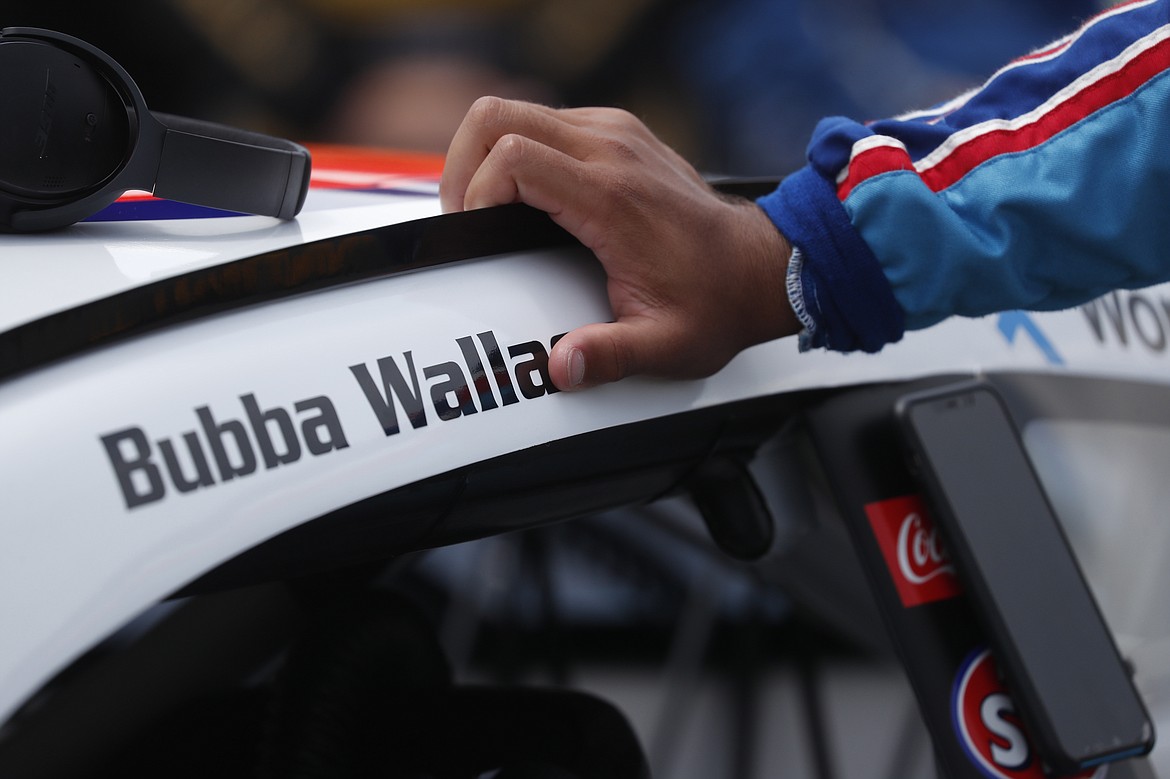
[547, 333, 565, 394]
[458, 335, 498, 411]
[101, 428, 165, 509]
[197, 406, 256, 482]
[478, 331, 519, 406]
[295, 396, 349, 454]
[508, 341, 555, 399]
[349, 352, 428, 436]
[1128, 293, 1166, 352]
[1081, 300, 1105, 342]
[242, 393, 301, 468]
[425, 361, 476, 421]
[1082, 292, 1128, 345]
[158, 432, 214, 493]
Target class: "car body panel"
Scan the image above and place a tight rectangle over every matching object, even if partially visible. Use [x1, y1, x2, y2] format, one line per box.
[3, 146, 1170, 737]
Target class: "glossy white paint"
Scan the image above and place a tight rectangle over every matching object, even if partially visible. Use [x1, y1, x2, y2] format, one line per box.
[0, 187, 440, 334]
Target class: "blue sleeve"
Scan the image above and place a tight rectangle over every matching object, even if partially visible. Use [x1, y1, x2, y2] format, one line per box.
[757, 0, 1170, 352]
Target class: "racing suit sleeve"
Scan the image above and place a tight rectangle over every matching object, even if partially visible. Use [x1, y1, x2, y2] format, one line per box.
[756, 0, 1170, 352]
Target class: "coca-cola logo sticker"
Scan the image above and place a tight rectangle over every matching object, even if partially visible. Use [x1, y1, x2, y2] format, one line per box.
[953, 648, 1105, 779]
[864, 495, 961, 607]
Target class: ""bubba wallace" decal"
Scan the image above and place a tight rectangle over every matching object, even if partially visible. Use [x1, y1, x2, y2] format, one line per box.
[953, 648, 1105, 779]
[100, 329, 562, 509]
[864, 494, 961, 607]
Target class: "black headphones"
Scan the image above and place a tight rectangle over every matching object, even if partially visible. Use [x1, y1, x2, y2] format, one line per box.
[0, 27, 311, 231]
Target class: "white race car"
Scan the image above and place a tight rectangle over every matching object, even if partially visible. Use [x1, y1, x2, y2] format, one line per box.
[2, 143, 1168, 779]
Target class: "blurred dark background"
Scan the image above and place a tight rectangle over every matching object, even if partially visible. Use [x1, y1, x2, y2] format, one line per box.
[12, 0, 1103, 177]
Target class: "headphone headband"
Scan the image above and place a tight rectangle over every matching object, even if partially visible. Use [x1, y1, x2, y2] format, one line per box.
[0, 27, 310, 231]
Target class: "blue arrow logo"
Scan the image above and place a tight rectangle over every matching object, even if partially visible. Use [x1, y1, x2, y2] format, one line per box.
[997, 311, 1064, 365]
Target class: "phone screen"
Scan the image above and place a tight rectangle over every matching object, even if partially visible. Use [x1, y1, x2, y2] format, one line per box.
[897, 382, 1153, 772]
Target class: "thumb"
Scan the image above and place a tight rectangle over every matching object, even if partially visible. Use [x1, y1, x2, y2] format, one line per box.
[549, 321, 654, 391]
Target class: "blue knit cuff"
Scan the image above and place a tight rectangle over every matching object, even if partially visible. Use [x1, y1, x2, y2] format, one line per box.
[757, 165, 904, 352]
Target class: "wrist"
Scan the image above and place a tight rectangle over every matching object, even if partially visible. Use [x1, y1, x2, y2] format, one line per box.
[727, 199, 800, 350]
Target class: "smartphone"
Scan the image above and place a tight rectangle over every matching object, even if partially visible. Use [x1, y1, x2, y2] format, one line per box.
[895, 380, 1154, 773]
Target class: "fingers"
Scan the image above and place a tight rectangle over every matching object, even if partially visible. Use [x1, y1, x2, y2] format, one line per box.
[461, 133, 582, 215]
[440, 97, 687, 215]
[456, 128, 635, 252]
[441, 98, 594, 213]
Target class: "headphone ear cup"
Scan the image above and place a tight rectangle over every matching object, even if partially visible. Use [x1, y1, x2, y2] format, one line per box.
[0, 37, 131, 201]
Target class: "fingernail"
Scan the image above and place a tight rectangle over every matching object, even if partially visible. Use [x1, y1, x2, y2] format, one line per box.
[568, 347, 586, 388]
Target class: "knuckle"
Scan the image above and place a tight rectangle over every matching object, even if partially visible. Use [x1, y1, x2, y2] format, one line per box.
[599, 106, 641, 131]
[491, 133, 531, 166]
[596, 134, 640, 164]
[467, 95, 513, 131]
[609, 109, 660, 147]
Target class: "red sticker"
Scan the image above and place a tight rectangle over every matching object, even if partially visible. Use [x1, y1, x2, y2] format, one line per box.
[864, 494, 961, 607]
[953, 648, 1104, 779]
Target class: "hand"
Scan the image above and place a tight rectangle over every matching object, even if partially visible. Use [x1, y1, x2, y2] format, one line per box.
[440, 97, 799, 390]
